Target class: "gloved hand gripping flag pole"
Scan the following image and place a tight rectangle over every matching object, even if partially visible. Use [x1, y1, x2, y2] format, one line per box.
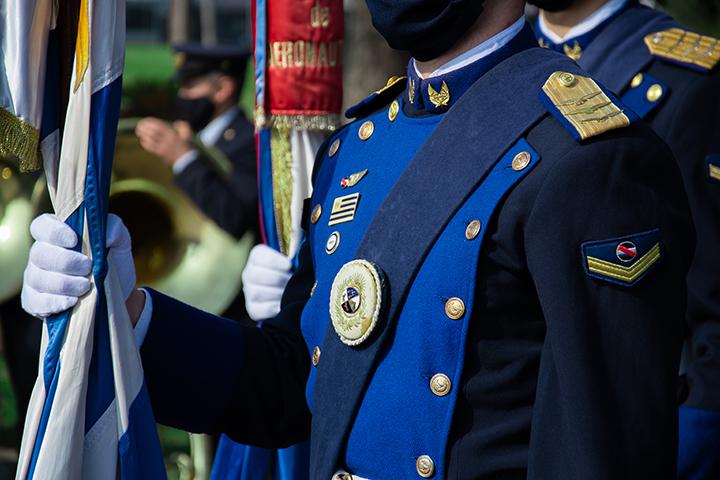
[2, 1, 166, 478]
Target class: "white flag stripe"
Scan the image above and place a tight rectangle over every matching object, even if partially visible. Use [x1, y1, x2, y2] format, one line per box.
[28, 222, 98, 479]
[105, 263, 145, 435]
[288, 130, 324, 257]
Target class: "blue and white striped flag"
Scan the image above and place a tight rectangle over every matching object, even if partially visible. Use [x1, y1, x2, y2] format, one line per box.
[5, 1, 166, 478]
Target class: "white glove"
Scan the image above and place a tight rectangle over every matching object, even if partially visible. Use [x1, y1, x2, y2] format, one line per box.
[242, 244, 293, 321]
[21, 213, 136, 318]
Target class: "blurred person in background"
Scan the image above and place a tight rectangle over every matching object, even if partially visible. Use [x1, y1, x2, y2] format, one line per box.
[135, 44, 258, 324]
[529, 1, 720, 478]
[135, 44, 258, 242]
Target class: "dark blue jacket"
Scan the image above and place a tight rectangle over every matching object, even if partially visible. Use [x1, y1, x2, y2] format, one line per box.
[175, 109, 259, 240]
[536, 4, 720, 477]
[141, 45, 694, 479]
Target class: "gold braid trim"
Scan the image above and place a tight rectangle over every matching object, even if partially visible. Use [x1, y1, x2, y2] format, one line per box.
[0, 107, 41, 172]
[270, 126, 294, 255]
[256, 111, 341, 132]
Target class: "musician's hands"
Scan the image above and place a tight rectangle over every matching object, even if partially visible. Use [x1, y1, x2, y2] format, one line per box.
[242, 245, 293, 321]
[135, 117, 193, 167]
[21, 214, 138, 322]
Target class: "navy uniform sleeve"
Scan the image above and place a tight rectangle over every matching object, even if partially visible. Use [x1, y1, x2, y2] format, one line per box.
[174, 115, 259, 239]
[523, 128, 694, 478]
[140, 233, 314, 448]
[664, 71, 720, 480]
[659, 72, 720, 410]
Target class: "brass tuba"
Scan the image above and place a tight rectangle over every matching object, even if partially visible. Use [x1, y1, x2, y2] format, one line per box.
[112, 120, 253, 315]
[0, 121, 252, 315]
[0, 159, 50, 303]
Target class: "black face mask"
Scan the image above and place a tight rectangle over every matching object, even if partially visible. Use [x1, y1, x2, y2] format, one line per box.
[365, 0, 486, 62]
[528, 0, 577, 12]
[174, 96, 215, 132]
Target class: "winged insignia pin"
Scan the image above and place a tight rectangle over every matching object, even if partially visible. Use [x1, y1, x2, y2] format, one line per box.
[428, 81, 450, 108]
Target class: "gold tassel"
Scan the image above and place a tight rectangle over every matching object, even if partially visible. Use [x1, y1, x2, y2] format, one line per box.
[0, 107, 41, 172]
[256, 112, 341, 132]
[270, 126, 294, 255]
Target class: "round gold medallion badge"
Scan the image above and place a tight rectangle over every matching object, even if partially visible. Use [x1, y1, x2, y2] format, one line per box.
[329, 259, 384, 346]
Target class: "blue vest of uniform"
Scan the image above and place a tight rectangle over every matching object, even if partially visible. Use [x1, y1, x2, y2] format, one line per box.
[299, 26, 589, 478]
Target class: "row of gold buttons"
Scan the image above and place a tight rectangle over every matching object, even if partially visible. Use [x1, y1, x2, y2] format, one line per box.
[630, 73, 664, 102]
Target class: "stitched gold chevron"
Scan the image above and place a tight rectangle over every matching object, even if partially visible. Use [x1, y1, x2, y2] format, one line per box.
[586, 243, 661, 284]
[645, 28, 720, 71]
[543, 71, 630, 140]
[709, 163, 720, 181]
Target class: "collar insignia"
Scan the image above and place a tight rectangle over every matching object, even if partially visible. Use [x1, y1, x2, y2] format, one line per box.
[563, 41, 583, 61]
[428, 81, 450, 108]
[408, 78, 416, 104]
[539, 38, 550, 49]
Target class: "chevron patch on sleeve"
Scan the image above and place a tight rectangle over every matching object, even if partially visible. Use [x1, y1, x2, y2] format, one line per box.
[581, 229, 663, 287]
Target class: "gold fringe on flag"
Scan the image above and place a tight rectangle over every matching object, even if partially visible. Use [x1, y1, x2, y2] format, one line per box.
[0, 107, 41, 172]
[256, 109, 341, 132]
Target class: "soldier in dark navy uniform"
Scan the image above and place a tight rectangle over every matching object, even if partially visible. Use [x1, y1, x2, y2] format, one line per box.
[135, 44, 258, 240]
[21, 0, 697, 478]
[530, 1, 720, 477]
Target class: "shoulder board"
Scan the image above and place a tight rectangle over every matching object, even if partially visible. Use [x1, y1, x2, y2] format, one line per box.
[344, 76, 407, 119]
[540, 71, 637, 142]
[645, 28, 720, 72]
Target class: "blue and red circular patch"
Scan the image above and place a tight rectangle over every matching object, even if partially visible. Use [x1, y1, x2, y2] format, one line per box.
[616, 241, 637, 262]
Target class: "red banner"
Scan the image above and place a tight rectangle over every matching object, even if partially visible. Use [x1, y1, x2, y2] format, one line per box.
[263, 0, 344, 117]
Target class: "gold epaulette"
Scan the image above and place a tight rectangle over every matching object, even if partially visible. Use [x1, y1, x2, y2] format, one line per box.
[542, 71, 631, 141]
[645, 28, 720, 71]
[373, 75, 406, 95]
[345, 76, 407, 119]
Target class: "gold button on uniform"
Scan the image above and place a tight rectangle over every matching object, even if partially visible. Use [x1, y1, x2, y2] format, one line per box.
[223, 128, 236, 141]
[329, 138, 341, 157]
[630, 73, 644, 88]
[647, 84, 663, 102]
[430, 373, 451, 397]
[358, 121, 375, 141]
[558, 72, 576, 87]
[311, 204, 322, 224]
[445, 297, 465, 320]
[388, 100, 399, 122]
[512, 151, 532, 171]
[312, 346, 321, 367]
[416, 455, 435, 478]
[465, 220, 482, 240]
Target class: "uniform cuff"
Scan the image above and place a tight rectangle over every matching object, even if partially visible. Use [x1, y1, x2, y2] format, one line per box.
[173, 149, 199, 175]
[134, 288, 153, 346]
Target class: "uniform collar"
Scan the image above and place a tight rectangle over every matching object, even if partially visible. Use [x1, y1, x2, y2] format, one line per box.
[535, 0, 633, 61]
[404, 19, 537, 116]
[199, 106, 240, 145]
